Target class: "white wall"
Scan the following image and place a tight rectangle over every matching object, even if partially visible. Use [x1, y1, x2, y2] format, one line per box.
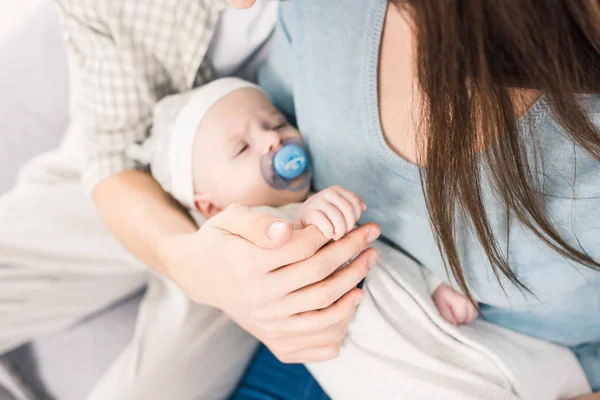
[0, 0, 44, 41]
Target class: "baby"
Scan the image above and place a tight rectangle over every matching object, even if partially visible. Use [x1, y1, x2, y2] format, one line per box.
[134, 77, 478, 326]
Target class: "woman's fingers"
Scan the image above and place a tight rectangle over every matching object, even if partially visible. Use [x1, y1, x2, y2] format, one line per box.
[268, 248, 378, 317]
[268, 223, 380, 293]
[210, 204, 292, 248]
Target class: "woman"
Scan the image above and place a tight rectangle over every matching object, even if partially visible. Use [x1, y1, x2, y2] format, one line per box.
[233, 0, 600, 397]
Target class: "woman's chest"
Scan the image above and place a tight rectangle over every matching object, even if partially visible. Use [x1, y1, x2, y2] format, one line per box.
[291, 0, 419, 184]
[290, 1, 451, 290]
[377, 5, 422, 165]
[289, 0, 600, 310]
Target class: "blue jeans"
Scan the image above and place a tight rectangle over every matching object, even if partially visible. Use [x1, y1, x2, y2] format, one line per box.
[230, 345, 330, 400]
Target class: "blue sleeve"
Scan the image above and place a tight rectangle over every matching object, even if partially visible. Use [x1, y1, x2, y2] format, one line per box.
[258, 2, 296, 124]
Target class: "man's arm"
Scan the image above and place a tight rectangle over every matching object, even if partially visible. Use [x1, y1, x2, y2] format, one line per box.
[92, 170, 196, 276]
[54, 0, 157, 189]
[53, 0, 223, 272]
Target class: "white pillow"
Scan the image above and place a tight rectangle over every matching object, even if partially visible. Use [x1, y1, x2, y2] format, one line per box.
[0, 1, 69, 194]
[0, 4, 136, 400]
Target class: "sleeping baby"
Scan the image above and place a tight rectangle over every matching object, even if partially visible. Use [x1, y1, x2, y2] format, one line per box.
[130, 77, 478, 327]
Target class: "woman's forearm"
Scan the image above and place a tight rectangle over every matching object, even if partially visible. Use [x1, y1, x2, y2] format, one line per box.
[92, 170, 198, 278]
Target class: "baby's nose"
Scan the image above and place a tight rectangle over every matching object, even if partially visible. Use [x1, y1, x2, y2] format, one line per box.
[259, 130, 282, 154]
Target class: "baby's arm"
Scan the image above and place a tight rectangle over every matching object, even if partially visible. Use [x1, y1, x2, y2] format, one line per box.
[294, 186, 366, 240]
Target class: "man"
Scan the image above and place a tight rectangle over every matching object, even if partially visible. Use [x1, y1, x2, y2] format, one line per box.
[0, 0, 377, 398]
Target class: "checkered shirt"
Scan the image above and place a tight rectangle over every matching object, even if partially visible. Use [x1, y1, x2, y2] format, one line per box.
[53, 0, 229, 190]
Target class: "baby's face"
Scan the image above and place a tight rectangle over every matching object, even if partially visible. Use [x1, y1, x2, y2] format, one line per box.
[191, 88, 310, 216]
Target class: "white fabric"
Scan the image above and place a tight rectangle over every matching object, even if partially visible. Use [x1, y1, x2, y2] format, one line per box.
[0, 130, 259, 400]
[424, 268, 443, 295]
[261, 204, 590, 399]
[305, 239, 592, 400]
[0, 1, 68, 195]
[169, 78, 262, 209]
[208, 2, 278, 78]
[54, 0, 229, 190]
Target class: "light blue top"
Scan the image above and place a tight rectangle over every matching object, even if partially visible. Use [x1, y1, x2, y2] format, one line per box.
[259, 0, 600, 360]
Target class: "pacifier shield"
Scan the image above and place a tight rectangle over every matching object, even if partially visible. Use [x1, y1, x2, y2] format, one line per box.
[260, 137, 312, 192]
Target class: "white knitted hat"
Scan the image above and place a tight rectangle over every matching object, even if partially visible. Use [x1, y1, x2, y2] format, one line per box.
[148, 78, 262, 209]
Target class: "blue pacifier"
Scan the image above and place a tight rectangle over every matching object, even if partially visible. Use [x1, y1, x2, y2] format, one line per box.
[261, 137, 312, 191]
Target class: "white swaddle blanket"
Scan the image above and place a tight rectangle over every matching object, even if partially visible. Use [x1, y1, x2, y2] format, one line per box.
[306, 239, 591, 400]
[250, 205, 591, 399]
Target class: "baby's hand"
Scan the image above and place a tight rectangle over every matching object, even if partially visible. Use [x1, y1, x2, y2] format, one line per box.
[295, 186, 366, 240]
[432, 283, 478, 326]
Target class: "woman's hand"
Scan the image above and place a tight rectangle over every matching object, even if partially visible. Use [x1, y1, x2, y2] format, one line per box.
[159, 204, 380, 363]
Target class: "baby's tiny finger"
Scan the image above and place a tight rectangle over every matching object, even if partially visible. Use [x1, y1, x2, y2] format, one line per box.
[333, 186, 364, 220]
[307, 210, 335, 239]
[438, 302, 455, 325]
[450, 304, 462, 325]
[325, 194, 357, 234]
[318, 202, 347, 240]
[459, 302, 474, 325]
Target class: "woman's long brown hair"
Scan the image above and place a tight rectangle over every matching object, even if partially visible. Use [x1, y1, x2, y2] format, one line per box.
[392, 0, 600, 301]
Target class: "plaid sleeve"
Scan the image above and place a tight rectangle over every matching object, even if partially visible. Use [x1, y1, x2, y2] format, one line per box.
[53, 0, 223, 191]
